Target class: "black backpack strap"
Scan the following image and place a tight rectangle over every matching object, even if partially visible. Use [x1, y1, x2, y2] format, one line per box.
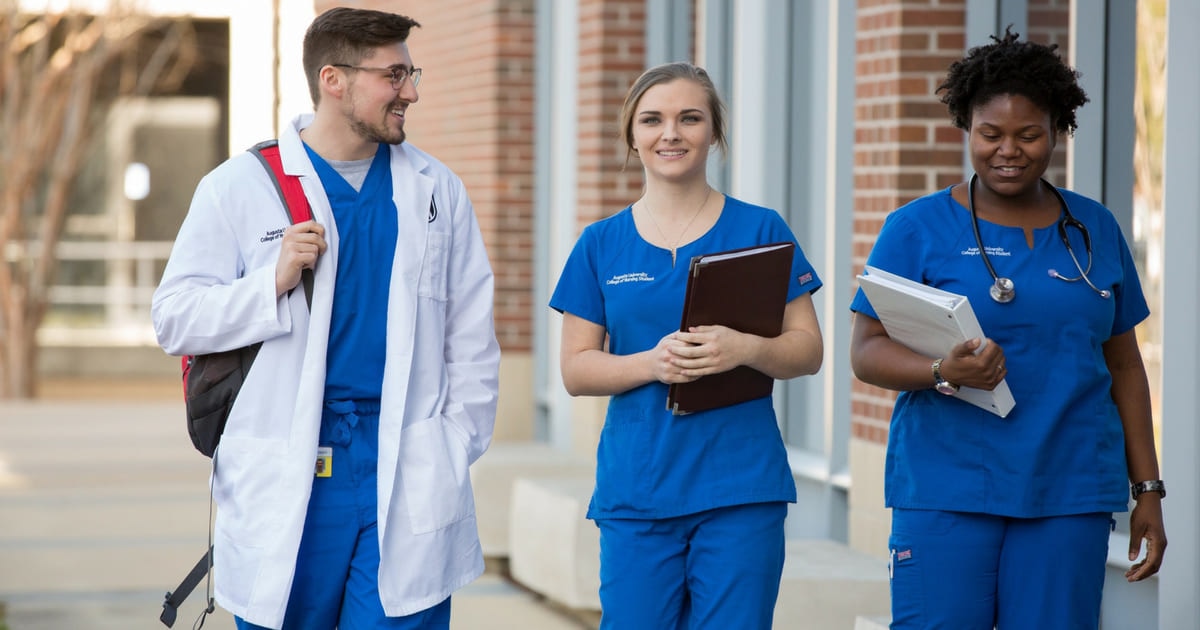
[248, 139, 315, 310]
[160, 545, 212, 627]
[161, 448, 220, 628]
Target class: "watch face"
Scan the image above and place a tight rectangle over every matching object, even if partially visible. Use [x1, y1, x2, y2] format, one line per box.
[935, 381, 959, 396]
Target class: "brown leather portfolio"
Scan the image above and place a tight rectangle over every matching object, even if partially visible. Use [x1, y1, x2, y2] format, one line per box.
[666, 241, 795, 415]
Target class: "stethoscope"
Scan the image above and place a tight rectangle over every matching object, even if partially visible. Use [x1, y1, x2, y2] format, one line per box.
[967, 173, 1111, 303]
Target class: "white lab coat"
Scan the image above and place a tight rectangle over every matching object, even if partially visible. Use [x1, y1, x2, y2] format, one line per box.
[152, 115, 500, 629]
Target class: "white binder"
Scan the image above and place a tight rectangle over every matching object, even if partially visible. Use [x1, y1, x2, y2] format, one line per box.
[857, 265, 1016, 418]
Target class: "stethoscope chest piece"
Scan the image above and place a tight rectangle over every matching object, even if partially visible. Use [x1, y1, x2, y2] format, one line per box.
[968, 174, 1019, 304]
[990, 277, 1015, 303]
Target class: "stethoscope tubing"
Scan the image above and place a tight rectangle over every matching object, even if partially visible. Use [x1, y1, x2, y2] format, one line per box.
[967, 173, 1109, 302]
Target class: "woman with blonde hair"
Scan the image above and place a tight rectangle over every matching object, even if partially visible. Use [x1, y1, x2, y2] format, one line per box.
[550, 62, 824, 629]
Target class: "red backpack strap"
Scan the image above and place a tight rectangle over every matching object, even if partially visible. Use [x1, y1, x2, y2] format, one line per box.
[248, 140, 314, 309]
[248, 140, 313, 223]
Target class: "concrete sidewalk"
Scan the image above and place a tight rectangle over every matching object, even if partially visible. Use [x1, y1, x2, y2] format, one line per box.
[0, 399, 590, 630]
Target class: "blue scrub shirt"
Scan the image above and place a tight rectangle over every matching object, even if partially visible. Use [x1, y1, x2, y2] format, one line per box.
[304, 143, 397, 402]
[551, 196, 822, 520]
[850, 185, 1149, 517]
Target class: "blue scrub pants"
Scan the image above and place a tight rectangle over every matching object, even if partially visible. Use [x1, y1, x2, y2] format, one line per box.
[595, 501, 787, 630]
[236, 401, 451, 630]
[888, 508, 1113, 630]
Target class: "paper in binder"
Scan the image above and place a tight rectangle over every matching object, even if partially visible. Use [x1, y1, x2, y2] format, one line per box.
[857, 265, 1015, 417]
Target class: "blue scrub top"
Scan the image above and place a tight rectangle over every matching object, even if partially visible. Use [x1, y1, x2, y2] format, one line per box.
[850, 185, 1149, 518]
[551, 196, 822, 520]
[305, 143, 397, 402]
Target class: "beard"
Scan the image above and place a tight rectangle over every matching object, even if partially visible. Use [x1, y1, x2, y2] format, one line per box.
[350, 117, 406, 146]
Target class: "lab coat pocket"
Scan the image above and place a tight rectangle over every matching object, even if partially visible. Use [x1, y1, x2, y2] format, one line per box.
[418, 231, 450, 302]
[400, 415, 474, 534]
[212, 435, 286, 547]
[213, 527, 264, 611]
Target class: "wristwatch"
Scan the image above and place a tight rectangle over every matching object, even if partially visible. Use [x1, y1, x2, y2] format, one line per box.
[1130, 479, 1166, 500]
[931, 358, 959, 395]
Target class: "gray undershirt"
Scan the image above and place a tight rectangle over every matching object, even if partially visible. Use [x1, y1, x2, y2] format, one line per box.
[324, 156, 374, 192]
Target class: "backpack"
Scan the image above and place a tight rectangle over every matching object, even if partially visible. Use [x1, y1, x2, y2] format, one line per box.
[161, 140, 314, 627]
[179, 139, 314, 458]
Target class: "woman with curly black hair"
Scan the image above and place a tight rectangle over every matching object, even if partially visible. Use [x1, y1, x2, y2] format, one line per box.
[849, 27, 1166, 629]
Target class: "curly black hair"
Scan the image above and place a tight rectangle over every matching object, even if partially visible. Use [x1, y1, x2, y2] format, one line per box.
[937, 26, 1089, 135]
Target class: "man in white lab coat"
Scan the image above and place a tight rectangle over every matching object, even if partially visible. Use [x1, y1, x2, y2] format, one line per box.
[152, 7, 500, 629]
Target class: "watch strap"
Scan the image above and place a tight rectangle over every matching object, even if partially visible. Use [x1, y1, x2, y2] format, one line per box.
[1130, 479, 1166, 500]
[931, 358, 959, 394]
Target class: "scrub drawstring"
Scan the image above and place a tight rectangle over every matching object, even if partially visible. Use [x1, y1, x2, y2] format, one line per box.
[324, 400, 361, 447]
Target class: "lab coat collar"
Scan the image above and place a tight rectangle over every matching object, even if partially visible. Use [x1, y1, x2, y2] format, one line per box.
[280, 114, 434, 179]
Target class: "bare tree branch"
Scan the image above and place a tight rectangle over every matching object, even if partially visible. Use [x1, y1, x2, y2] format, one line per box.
[0, 3, 196, 397]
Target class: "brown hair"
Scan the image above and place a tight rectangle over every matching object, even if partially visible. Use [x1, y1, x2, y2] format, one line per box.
[618, 62, 729, 164]
[302, 7, 421, 107]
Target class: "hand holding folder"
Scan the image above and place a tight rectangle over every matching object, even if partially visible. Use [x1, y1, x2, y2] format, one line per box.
[666, 242, 794, 415]
[857, 265, 1016, 417]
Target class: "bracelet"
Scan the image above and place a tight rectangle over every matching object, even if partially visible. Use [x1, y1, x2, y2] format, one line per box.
[1130, 479, 1166, 500]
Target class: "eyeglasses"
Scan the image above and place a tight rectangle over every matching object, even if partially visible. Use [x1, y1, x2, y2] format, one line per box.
[332, 64, 422, 89]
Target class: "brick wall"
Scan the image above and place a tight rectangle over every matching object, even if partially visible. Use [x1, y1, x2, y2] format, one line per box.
[851, 0, 967, 446]
[1028, 0, 1071, 187]
[851, 1, 1071, 447]
[311, 0, 537, 352]
[576, 0, 647, 233]
[1028, 0, 1070, 49]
